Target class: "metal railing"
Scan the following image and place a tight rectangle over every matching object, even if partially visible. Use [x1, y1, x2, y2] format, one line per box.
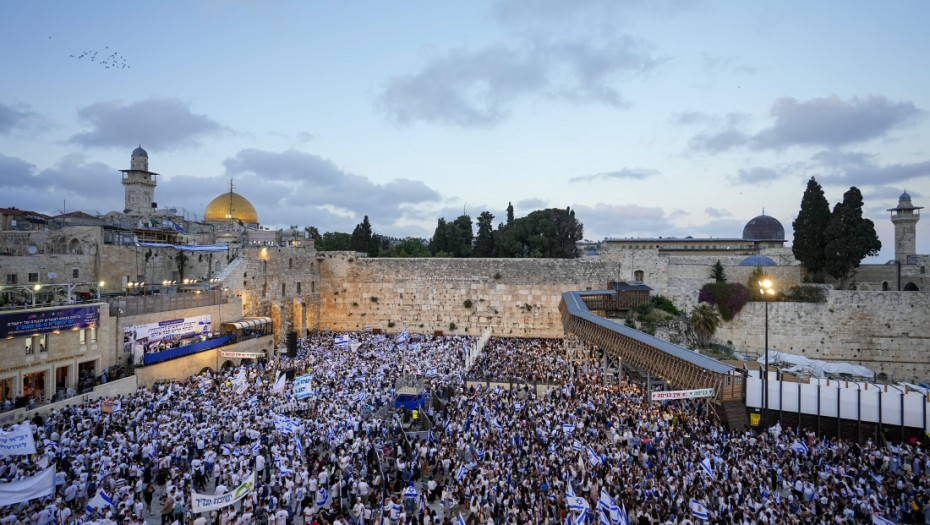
[108, 290, 228, 317]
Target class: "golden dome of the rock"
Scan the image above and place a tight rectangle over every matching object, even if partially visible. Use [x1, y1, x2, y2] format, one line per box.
[204, 191, 258, 224]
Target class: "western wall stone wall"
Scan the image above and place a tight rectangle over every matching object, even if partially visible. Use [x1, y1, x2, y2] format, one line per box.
[317, 254, 621, 338]
[713, 291, 930, 382]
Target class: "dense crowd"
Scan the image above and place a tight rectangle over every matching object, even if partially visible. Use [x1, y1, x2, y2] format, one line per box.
[0, 331, 928, 525]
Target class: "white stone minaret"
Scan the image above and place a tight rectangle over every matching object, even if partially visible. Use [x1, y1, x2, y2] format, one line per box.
[888, 191, 922, 264]
[120, 145, 158, 216]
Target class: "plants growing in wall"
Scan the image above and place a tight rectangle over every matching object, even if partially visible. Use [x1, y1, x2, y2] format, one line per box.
[370, 296, 378, 303]
[463, 299, 473, 309]
[697, 282, 749, 321]
[388, 321, 395, 328]
[493, 272, 502, 280]
[449, 322, 457, 331]
[352, 302, 359, 307]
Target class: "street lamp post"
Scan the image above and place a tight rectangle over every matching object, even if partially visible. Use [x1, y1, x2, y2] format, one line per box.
[759, 279, 775, 426]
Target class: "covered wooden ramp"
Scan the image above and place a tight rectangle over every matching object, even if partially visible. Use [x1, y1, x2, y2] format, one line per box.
[560, 290, 748, 428]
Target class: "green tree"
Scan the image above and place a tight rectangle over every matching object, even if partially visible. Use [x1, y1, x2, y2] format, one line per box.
[493, 207, 583, 258]
[792, 177, 831, 282]
[320, 231, 352, 251]
[506, 202, 514, 226]
[304, 226, 322, 247]
[351, 216, 373, 253]
[710, 260, 727, 283]
[392, 237, 431, 257]
[823, 186, 882, 287]
[429, 218, 450, 255]
[474, 211, 495, 257]
[690, 303, 721, 348]
[452, 214, 474, 257]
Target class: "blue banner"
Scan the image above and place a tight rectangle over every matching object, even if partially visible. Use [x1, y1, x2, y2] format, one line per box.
[142, 335, 234, 365]
[0, 306, 99, 339]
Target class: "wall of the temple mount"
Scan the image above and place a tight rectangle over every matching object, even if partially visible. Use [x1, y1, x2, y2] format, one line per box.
[713, 291, 930, 382]
[317, 254, 626, 338]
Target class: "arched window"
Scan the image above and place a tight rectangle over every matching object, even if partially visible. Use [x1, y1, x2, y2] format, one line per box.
[882, 282, 889, 291]
[634, 270, 644, 282]
[904, 282, 920, 292]
[69, 239, 81, 254]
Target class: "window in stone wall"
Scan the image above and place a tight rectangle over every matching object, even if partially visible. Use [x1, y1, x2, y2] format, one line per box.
[263, 261, 268, 273]
[311, 282, 315, 293]
[262, 283, 267, 297]
[634, 270, 644, 282]
[289, 259, 293, 269]
[38, 334, 47, 353]
[282, 283, 286, 296]
[72, 268, 80, 279]
[5, 274, 15, 284]
[89, 327, 97, 343]
[28, 273, 38, 283]
[24, 337, 33, 355]
[80, 328, 87, 345]
[297, 282, 301, 294]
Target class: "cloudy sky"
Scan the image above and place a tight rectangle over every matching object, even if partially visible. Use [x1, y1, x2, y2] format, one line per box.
[1, 0, 928, 261]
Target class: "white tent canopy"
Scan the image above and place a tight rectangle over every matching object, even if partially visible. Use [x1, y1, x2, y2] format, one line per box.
[757, 350, 875, 379]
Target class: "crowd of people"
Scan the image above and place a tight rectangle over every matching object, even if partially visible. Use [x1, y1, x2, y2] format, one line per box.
[0, 330, 928, 525]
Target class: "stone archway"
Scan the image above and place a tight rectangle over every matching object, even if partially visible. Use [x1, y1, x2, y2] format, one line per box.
[221, 360, 235, 369]
[903, 282, 920, 291]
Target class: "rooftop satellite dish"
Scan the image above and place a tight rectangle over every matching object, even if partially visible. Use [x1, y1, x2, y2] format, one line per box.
[27, 246, 37, 255]
[47, 272, 57, 279]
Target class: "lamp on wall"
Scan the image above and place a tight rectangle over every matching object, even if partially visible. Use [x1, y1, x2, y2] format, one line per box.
[759, 279, 775, 425]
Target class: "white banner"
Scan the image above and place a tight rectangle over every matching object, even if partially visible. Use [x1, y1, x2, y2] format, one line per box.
[0, 466, 55, 505]
[124, 314, 211, 353]
[191, 472, 255, 513]
[651, 388, 715, 401]
[0, 423, 36, 456]
[220, 351, 266, 359]
[293, 374, 313, 399]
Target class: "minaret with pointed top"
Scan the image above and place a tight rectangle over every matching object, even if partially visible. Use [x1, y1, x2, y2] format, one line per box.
[120, 145, 158, 217]
[888, 190, 922, 264]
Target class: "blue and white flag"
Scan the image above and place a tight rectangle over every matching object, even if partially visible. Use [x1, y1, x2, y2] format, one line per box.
[574, 508, 588, 525]
[598, 508, 611, 525]
[396, 327, 408, 345]
[565, 474, 576, 498]
[86, 489, 115, 514]
[355, 391, 368, 402]
[425, 367, 438, 378]
[689, 499, 709, 521]
[273, 372, 286, 394]
[572, 440, 584, 452]
[0, 466, 55, 506]
[587, 446, 603, 467]
[700, 457, 713, 477]
[457, 513, 466, 525]
[221, 444, 232, 455]
[293, 436, 303, 459]
[492, 420, 503, 433]
[246, 394, 259, 406]
[316, 487, 329, 507]
[250, 442, 260, 455]
[566, 496, 589, 512]
[276, 459, 295, 476]
[199, 377, 213, 390]
[335, 334, 351, 346]
[597, 489, 615, 514]
[790, 441, 809, 455]
[455, 464, 467, 482]
[293, 373, 314, 399]
[42, 439, 60, 456]
[872, 515, 897, 525]
[403, 485, 418, 500]
[617, 502, 628, 525]
[513, 401, 523, 411]
[562, 423, 576, 434]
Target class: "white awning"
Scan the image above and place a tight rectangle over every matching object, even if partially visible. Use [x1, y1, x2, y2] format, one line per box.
[222, 317, 272, 330]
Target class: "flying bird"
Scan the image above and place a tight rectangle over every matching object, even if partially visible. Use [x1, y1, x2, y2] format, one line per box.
[70, 47, 131, 69]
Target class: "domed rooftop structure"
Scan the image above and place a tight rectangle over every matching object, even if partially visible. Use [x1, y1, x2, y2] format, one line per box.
[739, 255, 777, 267]
[132, 145, 148, 158]
[742, 213, 785, 241]
[204, 190, 258, 225]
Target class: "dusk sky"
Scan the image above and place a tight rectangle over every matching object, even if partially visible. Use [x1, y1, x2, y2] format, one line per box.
[1, 1, 928, 261]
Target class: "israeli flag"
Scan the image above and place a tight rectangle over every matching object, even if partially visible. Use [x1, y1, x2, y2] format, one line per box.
[565, 474, 576, 498]
[455, 464, 466, 482]
[221, 444, 232, 455]
[425, 367, 438, 378]
[355, 391, 368, 402]
[43, 440, 60, 456]
[566, 496, 589, 512]
[563, 423, 576, 434]
[474, 448, 485, 461]
[251, 442, 260, 455]
[689, 499, 709, 521]
[587, 446, 603, 467]
[293, 436, 303, 458]
[335, 334, 351, 346]
[872, 515, 897, 525]
[457, 513, 466, 525]
[700, 457, 713, 477]
[316, 487, 329, 507]
[574, 508, 588, 525]
[273, 372, 286, 393]
[396, 327, 408, 345]
[572, 440, 584, 452]
[790, 441, 809, 454]
[597, 489, 615, 513]
[598, 508, 611, 525]
[277, 460, 295, 476]
[492, 420, 503, 433]
[86, 490, 115, 514]
[617, 502, 628, 525]
[246, 394, 259, 406]
[427, 430, 435, 443]
[403, 485, 418, 500]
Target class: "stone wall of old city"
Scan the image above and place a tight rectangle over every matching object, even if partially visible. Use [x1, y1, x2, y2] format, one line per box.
[714, 291, 930, 382]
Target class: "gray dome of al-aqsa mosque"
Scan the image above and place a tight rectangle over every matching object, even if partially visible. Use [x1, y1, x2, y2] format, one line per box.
[742, 213, 785, 242]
